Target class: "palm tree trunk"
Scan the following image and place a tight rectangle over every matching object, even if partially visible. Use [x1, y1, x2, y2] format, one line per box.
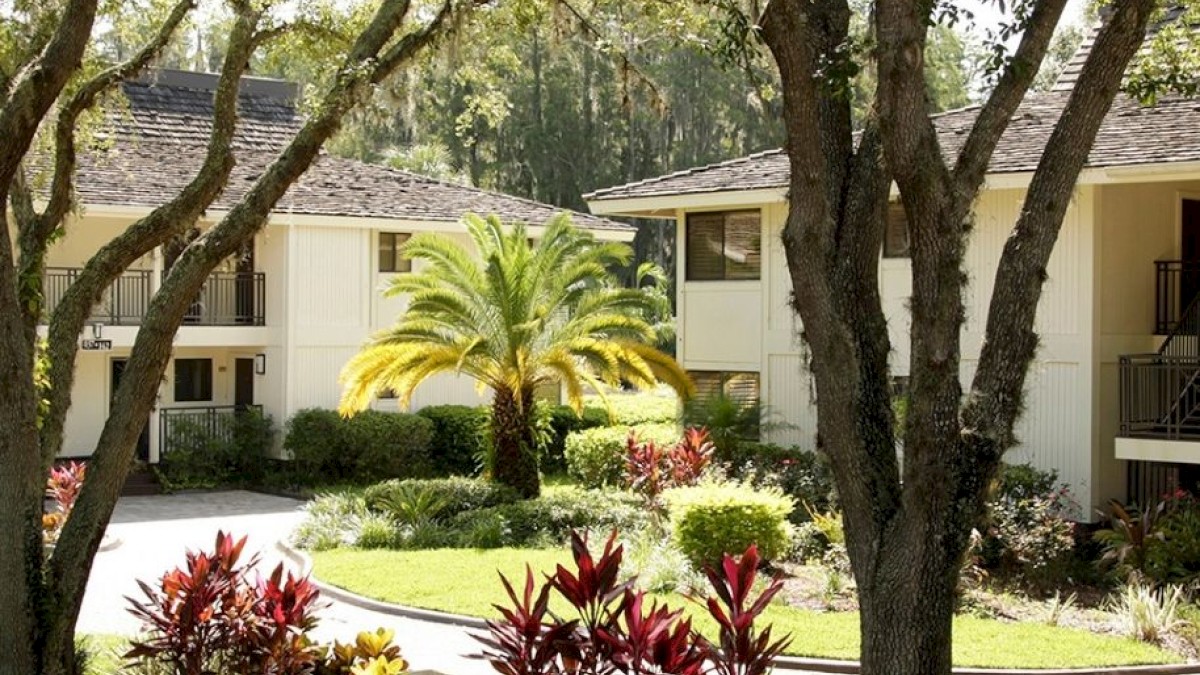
[491, 386, 540, 498]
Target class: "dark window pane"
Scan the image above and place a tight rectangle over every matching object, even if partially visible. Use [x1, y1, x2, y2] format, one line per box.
[379, 232, 412, 273]
[174, 358, 213, 402]
[724, 213, 761, 280]
[686, 215, 726, 281]
[884, 202, 910, 258]
[378, 233, 395, 272]
[723, 371, 760, 405]
[688, 371, 724, 400]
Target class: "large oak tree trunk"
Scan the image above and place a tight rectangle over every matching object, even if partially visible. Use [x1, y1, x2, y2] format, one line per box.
[491, 385, 541, 498]
[754, 0, 1160, 673]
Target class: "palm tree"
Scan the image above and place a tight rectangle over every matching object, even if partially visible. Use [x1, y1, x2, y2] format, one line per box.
[339, 213, 692, 498]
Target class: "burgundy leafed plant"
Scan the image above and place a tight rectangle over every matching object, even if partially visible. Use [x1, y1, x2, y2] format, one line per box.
[126, 531, 328, 675]
[701, 545, 791, 675]
[478, 529, 790, 675]
[625, 428, 713, 509]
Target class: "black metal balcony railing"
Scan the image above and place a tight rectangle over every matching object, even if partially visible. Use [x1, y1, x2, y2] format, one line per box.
[159, 405, 263, 457]
[179, 271, 266, 326]
[40, 268, 264, 327]
[1155, 260, 1200, 334]
[1119, 354, 1200, 440]
[44, 267, 152, 325]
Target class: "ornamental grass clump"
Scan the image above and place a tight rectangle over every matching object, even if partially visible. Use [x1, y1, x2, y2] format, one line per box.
[478, 530, 790, 675]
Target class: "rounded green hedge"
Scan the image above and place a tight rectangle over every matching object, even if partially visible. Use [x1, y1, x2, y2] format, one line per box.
[284, 408, 434, 482]
[663, 482, 794, 566]
[563, 423, 679, 487]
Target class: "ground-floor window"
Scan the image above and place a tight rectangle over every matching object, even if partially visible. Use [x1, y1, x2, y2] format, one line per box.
[174, 358, 213, 402]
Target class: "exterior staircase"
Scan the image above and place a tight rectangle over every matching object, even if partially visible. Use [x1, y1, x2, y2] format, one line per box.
[121, 466, 161, 496]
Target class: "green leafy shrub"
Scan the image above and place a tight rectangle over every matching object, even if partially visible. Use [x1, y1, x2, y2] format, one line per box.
[718, 442, 836, 523]
[663, 481, 794, 567]
[1144, 493, 1200, 585]
[158, 410, 275, 490]
[564, 424, 678, 487]
[355, 513, 400, 549]
[450, 488, 647, 547]
[362, 477, 517, 521]
[582, 393, 679, 426]
[681, 394, 763, 456]
[417, 405, 488, 476]
[541, 404, 609, 475]
[981, 464, 1078, 590]
[292, 491, 369, 551]
[284, 409, 434, 483]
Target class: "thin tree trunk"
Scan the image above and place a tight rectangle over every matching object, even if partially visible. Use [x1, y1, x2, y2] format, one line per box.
[491, 385, 540, 498]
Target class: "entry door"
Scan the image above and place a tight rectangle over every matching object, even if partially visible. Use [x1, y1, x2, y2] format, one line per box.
[1181, 199, 1200, 312]
[234, 358, 254, 410]
[111, 359, 150, 461]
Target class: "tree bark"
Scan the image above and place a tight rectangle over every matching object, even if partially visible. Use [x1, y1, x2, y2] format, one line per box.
[0, 4, 101, 673]
[491, 385, 541, 498]
[754, 0, 1157, 673]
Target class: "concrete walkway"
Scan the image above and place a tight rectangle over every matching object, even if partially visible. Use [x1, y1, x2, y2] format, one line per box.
[80, 490, 491, 675]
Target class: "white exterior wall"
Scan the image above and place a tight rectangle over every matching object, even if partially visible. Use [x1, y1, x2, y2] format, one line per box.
[674, 188, 1100, 510]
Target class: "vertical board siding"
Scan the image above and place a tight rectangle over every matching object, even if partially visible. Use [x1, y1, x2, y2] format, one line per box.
[295, 227, 366, 328]
[965, 191, 1081, 338]
[765, 353, 818, 449]
[290, 347, 360, 410]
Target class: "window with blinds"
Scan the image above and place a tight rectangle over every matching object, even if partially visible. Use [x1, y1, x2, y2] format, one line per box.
[884, 201, 910, 258]
[685, 211, 761, 280]
[688, 370, 760, 405]
[378, 232, 412, 273]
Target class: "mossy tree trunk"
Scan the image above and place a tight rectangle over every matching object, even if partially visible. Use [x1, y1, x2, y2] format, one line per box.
[491, 385, 541, 499]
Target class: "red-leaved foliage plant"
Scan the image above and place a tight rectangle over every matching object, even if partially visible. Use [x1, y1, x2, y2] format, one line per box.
[625, 428, 713, 508]
[43, 461, 86, 546]
[701, 545, 791, 675]
[125, 531, 327, 675]
[478, 530, 789, 675]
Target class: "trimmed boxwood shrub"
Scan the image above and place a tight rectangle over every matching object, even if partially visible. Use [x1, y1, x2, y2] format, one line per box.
[284, 408, 434, 483]
[663, 482, 794, 567]
[362, 477, 517, 520]
[563, 423, 679, 488]
[542, 405, 609, 475]
[417, 405, 488, 476]
[582, 394, 679, 426]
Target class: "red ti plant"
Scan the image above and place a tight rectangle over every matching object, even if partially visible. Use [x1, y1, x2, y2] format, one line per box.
[700, 544, 791, 675]
[126, 531, 257, 675]
[479, 530, 789, 675]
[126, 531, 327, 675]
[43, 461, 87, 546]
[625, 428, 713, 512]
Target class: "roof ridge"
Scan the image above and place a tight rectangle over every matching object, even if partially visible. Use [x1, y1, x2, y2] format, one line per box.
[323, 155, 625, 228]
[582, 148, 785, 200]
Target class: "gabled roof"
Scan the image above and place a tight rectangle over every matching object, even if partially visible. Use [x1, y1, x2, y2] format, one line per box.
[585, 90, 1200, 204]
[75, 70, 629, 232]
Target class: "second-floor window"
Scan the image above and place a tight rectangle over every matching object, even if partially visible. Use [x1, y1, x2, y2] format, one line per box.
[686, 211, 761, 281]
[378, 232, 412, 273]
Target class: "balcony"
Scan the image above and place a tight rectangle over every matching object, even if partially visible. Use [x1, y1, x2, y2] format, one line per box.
[43, 268, 265, 327]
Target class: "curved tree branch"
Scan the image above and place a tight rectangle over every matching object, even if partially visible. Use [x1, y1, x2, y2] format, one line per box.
[952, 0, 1069, 197]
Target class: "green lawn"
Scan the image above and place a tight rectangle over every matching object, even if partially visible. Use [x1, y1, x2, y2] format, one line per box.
[311, 547, 1183, 669]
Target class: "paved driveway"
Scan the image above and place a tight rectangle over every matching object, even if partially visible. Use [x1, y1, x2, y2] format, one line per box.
[80, 490, 491, 675]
